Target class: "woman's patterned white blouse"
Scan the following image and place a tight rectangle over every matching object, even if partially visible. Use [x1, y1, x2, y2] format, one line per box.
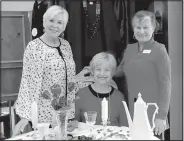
[15, 38, 76, 123]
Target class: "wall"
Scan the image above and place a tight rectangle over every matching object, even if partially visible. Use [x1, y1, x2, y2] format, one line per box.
[1, 1, 34, 11]
[168, 1, 183, 140]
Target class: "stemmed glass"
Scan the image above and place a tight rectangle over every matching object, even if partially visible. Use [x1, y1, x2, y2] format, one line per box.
[84, 111, 97, 136]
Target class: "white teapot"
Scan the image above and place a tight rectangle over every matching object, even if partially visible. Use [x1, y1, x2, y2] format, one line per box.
[122, 93, 159, 140]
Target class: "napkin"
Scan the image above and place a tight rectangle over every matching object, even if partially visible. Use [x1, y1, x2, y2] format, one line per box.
[67, 122, 91, 137]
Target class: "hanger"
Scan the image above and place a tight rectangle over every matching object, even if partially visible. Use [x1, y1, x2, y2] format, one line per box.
[38, 0, 46, 6]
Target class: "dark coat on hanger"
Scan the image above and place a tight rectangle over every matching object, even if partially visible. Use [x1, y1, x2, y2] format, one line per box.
[66, 0, 122, 72]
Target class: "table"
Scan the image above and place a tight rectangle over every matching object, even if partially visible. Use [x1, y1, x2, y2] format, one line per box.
[7, 122, 159, 140]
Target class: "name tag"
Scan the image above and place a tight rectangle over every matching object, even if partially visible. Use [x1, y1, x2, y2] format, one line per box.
[142, 50, 151, 54]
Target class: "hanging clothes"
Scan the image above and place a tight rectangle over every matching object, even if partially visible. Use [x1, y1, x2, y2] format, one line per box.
[66, 0, 122, 72]
[113, 0, 130, 62]
[112, 0, 131, 105]
[82, 0, 105, 66]
[31, 0, 55, 39]
[55, 0, 66, 9]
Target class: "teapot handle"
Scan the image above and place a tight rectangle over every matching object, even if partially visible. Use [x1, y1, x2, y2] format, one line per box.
[146, 103, 159, 130]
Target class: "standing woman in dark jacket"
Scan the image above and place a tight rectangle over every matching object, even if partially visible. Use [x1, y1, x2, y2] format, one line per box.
[115, 10, 171, 138]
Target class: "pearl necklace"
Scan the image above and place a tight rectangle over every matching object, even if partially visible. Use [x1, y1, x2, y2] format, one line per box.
[96, 92, 111, 125]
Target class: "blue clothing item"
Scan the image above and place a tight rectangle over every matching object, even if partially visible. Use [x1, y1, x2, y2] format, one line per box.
[116, 40, 171, 127]
[75, 85, 128, 127]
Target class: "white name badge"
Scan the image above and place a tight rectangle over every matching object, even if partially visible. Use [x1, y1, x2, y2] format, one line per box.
[143, 49, 151, 54]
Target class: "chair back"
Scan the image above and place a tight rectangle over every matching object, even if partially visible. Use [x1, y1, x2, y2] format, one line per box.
[1, 93, 18, 137]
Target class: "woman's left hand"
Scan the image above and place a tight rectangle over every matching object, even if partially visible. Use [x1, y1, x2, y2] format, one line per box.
[154, 119, 166, 135]
[75, 66, 91, 81]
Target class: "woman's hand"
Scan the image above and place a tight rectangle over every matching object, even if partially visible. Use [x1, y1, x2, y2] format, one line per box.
[12, 118, 29, 137]
[75, 66, 91, 81]
[67, 120, 79, 132]
[154, 119, 166, 135]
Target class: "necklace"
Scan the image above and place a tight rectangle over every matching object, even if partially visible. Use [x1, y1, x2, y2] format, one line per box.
[82, 0, 101, 39]
[96, 92, 111, 125]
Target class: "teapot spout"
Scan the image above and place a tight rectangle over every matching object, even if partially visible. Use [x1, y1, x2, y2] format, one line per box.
[122, 101, 133, 127]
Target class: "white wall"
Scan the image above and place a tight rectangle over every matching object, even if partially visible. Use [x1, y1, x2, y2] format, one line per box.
[168, 1, 183, 140]
[1, 1, 34, 11]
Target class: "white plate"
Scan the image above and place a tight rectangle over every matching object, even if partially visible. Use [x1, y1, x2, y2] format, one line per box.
[105, 137, 123, 140]
[67, 122, 91, 137]
[128, 136, 160, 140]
[152, 136, 160, 140]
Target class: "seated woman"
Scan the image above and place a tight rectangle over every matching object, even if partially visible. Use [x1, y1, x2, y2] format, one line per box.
[75, 52, 128, 127]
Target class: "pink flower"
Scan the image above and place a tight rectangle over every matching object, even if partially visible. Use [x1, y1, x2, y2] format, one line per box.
[50, 84, 61, 99]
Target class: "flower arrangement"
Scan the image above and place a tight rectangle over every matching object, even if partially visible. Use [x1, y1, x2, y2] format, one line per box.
[41, 83, 69, 110]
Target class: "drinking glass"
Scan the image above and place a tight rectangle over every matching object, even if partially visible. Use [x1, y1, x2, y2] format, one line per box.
[55, 109, 69, 140]
[37, 123, 50, 139]
[84, 111, 97, 135]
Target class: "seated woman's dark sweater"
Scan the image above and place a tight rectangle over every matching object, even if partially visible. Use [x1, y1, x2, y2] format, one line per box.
[75, 85, 128, 127]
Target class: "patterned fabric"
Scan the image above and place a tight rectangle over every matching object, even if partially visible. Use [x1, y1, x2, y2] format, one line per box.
[15, 38, 76, 122]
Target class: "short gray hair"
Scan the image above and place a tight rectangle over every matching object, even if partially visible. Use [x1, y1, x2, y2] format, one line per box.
[132, 10, 156, 30]
[43, 5, 69, 24]
[89, 52, 117, 76]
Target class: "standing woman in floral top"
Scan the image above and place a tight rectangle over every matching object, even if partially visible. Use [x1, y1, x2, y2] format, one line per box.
[13, 5, 81, 136]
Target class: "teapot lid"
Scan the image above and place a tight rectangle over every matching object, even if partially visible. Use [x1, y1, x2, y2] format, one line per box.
[136, 93, 146, 105]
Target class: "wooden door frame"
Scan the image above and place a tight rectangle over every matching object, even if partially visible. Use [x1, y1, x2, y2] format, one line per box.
[1, 11, 32, 137]
[1, 11, 31, 69]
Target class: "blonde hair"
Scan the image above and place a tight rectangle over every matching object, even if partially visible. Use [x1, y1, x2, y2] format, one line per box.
[132, 10, 156, 30]
[89, 52, 117, 76]
[43, 5, 69, 24]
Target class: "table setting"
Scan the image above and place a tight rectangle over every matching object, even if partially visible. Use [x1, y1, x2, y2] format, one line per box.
[7, 93, 160, 140]
[8, 104, 131, 140]
[7, 122, 131, 140]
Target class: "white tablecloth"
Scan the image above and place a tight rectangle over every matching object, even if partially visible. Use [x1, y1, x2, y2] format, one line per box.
[7, 122, 159, 140]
